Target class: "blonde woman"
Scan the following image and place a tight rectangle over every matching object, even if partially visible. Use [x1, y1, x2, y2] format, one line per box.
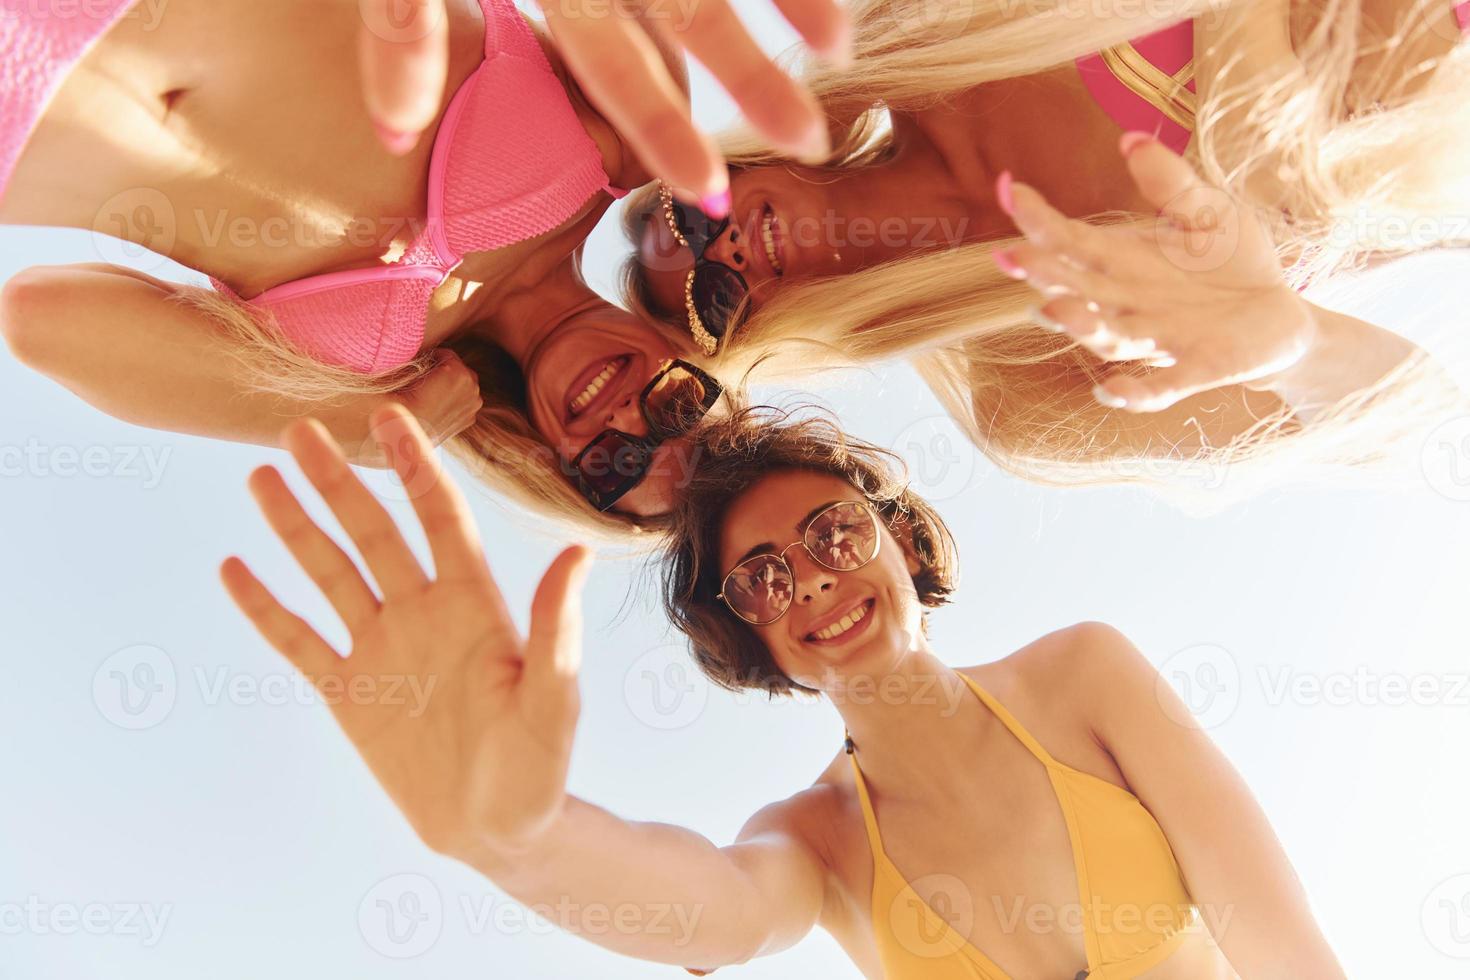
[221, 406, 1342, 978]
[0, 0, 845, 527]
[624, 0, 1470, 498]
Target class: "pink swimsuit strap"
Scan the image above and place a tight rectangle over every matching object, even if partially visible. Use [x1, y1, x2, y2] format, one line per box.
[215, 0, 619, 374]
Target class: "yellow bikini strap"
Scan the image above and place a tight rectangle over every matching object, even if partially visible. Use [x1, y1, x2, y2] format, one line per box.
[844, 733, 889, 859]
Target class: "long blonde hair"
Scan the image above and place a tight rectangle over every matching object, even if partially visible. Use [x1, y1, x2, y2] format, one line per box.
[172, 285, 680, 544]
[622, 0, 1470, 507]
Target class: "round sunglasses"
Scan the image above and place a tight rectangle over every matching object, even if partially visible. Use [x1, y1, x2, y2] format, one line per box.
[570, 359, 723, 512]
[717, 501, 881, 626]
[659, 183, 749, 357]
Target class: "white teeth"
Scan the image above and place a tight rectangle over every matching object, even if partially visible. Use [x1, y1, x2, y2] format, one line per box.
[812, 601, 869, 642]
[570, 359, 622, 414]
[761, 209, 783, 275]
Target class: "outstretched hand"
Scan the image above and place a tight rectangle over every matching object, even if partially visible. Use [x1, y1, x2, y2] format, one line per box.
[995, 133, 1317, 413]
[356, 0, 851, 208]
[221, 406, 593, 858]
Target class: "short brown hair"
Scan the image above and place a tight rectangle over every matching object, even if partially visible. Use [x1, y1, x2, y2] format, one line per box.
[659, 406, 960, 697]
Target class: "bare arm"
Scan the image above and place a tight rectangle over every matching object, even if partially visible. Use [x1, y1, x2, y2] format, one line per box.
[468, 795, 828, 970]
[0, 263, 480, 464]
[221, 408, 827, 972]
[1073, 624, 1345, 979]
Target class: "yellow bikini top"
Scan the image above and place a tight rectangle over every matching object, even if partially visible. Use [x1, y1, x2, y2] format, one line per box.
[848, 673, 1199, 979]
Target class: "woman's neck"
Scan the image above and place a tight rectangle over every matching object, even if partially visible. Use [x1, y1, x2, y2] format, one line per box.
[830, 645, 999, 804]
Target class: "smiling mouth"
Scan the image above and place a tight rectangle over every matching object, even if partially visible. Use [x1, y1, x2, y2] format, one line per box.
[805, 597, 876, 645]
[760, 204, 785, 277]
[567, 355, 631, 422]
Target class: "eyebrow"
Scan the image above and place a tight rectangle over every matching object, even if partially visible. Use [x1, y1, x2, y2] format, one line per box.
[729, 500, 847, 570]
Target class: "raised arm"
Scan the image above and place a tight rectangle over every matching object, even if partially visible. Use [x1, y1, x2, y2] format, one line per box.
[1067, 623, 1345, 978]
[0, 263, 480, 464]
[221, 407, 827, 970]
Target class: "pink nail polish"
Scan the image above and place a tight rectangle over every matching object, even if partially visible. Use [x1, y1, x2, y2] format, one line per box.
[373, 121, 418, 156]
[996, 170, 1015, 217]
[992, 249, 1026, 280]
[700, 189, 732, 220]
[1119, 131, 1154, 157]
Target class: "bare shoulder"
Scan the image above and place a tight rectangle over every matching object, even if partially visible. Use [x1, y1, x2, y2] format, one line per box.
[736, 755, 854, 853]
[943, 624, 1173, 792]
[964, 621, 1150, 690]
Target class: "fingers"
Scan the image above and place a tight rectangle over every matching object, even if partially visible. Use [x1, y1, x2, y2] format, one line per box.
[282, 419, 430, 598]
[771, 0, 853, 65]
[358, 0, 451, 154]
[404, 349, 484, 445]
[524, 546, 595, 692]
[1093, 361, 1219, 413]
[994, 243, 1130, 309]
[667, 0, 829, 162]
[1000, 175, 1118, 268]
[1032, 299, 1176, 366]
[247, 466, 381, 636]
[220, 557, 344, 678]
[541, 4, 729, 207]
[1119, 132, 1219, 231]
[368, 404, 500, 593]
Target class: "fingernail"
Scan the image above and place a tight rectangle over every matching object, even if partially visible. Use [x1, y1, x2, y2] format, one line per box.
[1027, 305, 1066, 333]
[996, 170, 1015, 217]
[1093, 385, 1129, 409]
[992, 249, 1027, 280]
[700, 188, 732, 220]
[373, 121, 419, 156]
[1119, 131, 1155, 157]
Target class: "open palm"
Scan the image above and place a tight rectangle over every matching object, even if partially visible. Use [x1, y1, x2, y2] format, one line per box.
[996, 134, 1317, 413]
[221, 407, 592, 859]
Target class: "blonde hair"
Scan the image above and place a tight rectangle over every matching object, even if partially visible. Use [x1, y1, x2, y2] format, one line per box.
[171, 285, 678, 545]
[622, 0, 1470, 508]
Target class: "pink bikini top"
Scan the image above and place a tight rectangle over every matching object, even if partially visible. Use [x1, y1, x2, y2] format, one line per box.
[1076, 2, 1470, 153]
[214, 0, 625, 374]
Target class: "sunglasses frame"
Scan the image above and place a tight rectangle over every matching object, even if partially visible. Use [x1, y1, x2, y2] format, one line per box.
[570, 358, 724, 512]
[716, 500, 883, 627]
[659, 183, 749, 355]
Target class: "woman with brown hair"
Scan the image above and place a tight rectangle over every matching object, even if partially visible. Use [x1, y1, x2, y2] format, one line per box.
[221, 404, 1342, 978]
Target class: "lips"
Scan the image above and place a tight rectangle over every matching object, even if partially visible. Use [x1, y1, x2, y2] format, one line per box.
[564, 354, 632, 425]
[804, 597, 876, 647]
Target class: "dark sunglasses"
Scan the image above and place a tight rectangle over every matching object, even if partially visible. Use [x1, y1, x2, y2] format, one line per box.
[658, 183, 749, 357]
[570, 359, 723, 512]
[717, 501, 882, 626]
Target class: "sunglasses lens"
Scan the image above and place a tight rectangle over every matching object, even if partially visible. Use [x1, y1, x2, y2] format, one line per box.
[804, 502, 879, 571]
[670, 199, 720, 254]
[575, 431, 650, 510]
[722, 555, 795, 625]
[645, 365, 716, 439]
[691, 264, 748, 338]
